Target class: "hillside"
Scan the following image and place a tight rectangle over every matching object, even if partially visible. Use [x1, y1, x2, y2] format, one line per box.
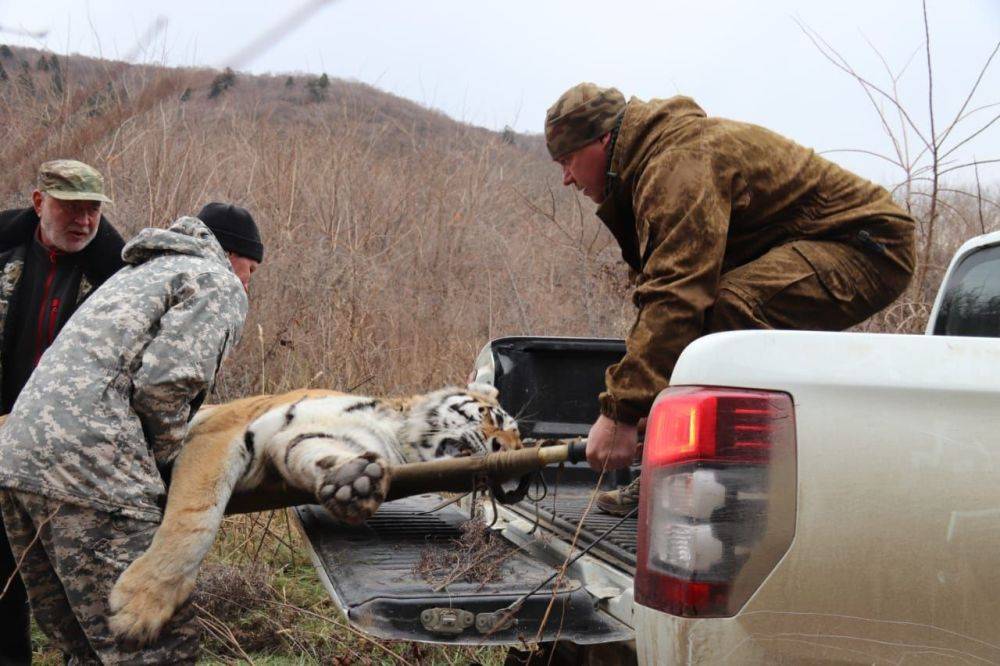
[0, 45, 630, 403]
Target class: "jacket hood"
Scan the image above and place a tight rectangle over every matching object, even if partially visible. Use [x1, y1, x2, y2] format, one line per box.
[596, 96, 709, 272]
[612, 96, 707, 182]
[635, 95, 706, 122]
[123, 216, 230, 268]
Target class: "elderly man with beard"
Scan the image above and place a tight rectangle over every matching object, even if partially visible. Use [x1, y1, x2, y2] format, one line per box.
[0, 159, 124, 665]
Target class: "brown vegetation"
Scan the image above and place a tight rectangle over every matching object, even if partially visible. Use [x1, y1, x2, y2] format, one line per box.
[415, 516, 520, 591]
[0, 45, 630, 405]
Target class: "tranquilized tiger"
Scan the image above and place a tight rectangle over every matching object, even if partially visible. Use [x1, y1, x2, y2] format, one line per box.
[107, 382, 521, 645]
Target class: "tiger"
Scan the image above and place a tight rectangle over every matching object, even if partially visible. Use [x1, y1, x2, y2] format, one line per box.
[102, 382, 521, 645]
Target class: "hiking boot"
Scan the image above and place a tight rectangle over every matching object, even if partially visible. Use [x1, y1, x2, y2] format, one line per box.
[596, 477, 640, 516]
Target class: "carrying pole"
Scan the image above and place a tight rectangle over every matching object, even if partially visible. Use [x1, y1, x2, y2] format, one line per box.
[225, 439, 587, 514]
[385, 439, 586, 501]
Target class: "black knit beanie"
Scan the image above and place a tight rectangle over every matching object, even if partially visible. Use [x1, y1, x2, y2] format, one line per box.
[196, 202, 264, 263]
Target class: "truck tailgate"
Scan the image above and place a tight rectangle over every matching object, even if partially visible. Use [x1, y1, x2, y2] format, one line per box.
[294, 494, 633, 645]
[293, 336, 637, 646]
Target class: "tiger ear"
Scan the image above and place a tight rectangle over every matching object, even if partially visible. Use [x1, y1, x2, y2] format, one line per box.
[467, 382, 498, 399]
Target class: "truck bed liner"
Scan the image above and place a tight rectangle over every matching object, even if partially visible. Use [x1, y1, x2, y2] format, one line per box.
[508, 487, 637, 574]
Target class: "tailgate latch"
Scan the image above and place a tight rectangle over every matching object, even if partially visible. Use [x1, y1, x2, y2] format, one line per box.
[420, 608, 474, 635]
[475, 609, 515, 634]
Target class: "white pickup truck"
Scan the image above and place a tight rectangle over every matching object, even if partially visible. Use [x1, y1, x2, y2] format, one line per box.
[297, 230, 1000, 664]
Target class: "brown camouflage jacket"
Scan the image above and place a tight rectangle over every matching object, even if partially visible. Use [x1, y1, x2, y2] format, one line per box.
[0, 217, 247, 521]
[597, 96, 915, 424]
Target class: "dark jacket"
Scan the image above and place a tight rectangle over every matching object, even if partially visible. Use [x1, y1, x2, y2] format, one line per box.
[596, 96, 915, 423]
[0, 207, 125, 413]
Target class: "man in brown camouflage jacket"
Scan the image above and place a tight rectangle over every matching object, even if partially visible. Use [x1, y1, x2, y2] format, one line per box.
[0, 210, 262, 663]
[545, 83, 915, 515]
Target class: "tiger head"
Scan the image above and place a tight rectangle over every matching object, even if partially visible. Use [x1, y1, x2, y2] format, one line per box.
[402, 383, 522, 462]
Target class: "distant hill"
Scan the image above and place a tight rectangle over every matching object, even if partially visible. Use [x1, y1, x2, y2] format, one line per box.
[0, 45, 547, 199]
[5, 45, 981, 399]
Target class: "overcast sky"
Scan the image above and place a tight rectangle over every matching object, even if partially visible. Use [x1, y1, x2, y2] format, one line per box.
[1, 0, 998, 186]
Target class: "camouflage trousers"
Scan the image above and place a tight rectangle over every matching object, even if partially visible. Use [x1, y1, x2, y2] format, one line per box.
[705, 236, 913, 332]
[0, 491, 199, 665]
[1, 511, 32, 664]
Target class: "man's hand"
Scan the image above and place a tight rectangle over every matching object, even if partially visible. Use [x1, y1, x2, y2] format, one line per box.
[586, 415, 639, 472]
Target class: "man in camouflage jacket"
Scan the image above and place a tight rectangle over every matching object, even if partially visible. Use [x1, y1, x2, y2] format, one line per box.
[545, 83, 915, 514]
[0, 213, 258, 663]
[0, 159, 124, 665]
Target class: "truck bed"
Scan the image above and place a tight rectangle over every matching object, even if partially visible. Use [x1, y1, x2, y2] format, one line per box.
[293, 336, 639, 646]
[477, 336, 639, 573]
[507, 484, 637, 574]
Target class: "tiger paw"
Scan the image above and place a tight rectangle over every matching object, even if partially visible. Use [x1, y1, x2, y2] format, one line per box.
[317, 452, 389, 525]
[108, 555, 196, 646]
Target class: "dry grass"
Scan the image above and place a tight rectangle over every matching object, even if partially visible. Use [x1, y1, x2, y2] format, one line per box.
[1, 45, 632, 407]
[3, 23, 997, 662]
[415, 516, 521, 591]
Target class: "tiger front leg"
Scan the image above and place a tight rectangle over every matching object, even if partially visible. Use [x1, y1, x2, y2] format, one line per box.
[109, 430, 249, 645]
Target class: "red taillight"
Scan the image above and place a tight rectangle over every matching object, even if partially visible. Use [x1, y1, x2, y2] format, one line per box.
[653, 579, 730, 617]
[645, 391, 776, 465]
[635, 387, 796, 618]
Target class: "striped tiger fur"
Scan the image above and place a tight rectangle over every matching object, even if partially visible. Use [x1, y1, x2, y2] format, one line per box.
[107, 383, 520, 645]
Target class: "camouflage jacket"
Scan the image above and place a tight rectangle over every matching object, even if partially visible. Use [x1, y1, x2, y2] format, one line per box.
[0, 207, 125, 412]
[597, 96, 915, 424]
[0, 217, 247, 521]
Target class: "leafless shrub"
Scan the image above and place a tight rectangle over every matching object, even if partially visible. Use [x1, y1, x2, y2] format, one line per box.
[799, 1, 1000, 326]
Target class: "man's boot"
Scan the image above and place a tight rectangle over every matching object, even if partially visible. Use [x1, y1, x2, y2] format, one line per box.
[596, 477, 640, 516]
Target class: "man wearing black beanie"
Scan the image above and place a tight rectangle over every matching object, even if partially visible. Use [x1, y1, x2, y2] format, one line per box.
[196, 202, 263, 290]
[0, 211, 251, 663]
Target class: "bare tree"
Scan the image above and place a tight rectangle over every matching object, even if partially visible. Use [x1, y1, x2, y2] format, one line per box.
[798, 0, 1000, 296]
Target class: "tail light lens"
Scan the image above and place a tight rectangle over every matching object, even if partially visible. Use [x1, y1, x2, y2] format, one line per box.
[635, 387, 796, 617]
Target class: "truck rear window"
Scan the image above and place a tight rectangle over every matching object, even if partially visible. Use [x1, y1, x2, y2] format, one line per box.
[933, 244, 1000, 337]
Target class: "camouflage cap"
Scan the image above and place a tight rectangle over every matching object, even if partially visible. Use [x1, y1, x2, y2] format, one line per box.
[545, 83, 626, 160]
[37, 159, 112, 204]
